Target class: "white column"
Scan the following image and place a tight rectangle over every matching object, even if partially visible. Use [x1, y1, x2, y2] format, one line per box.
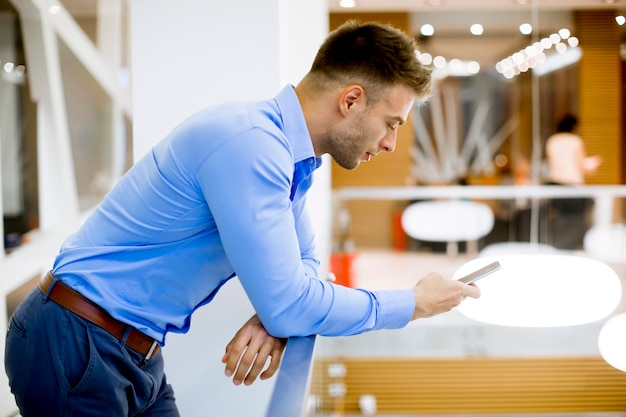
[130, 1, 328, 416]
[11, 0, 79, 229]
[97, 0, 128, 180]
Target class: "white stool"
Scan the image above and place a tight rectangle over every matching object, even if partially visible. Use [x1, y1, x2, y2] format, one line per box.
[401, 199, 495, 255]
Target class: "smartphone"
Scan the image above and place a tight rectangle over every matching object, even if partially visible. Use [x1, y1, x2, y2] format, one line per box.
[457, 261, 501, 284]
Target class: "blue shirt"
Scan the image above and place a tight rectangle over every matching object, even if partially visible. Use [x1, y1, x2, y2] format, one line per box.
[53, 85, 415, 345]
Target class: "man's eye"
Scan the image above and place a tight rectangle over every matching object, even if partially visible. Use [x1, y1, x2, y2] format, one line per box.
[388, 123, 399, 130]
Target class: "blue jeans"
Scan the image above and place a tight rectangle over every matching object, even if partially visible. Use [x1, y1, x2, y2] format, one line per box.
[4, 284, 180, 416]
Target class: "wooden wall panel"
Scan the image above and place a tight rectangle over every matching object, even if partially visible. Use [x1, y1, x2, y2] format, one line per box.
[311, 357, 626, 415]
[575, 10, 622, 185]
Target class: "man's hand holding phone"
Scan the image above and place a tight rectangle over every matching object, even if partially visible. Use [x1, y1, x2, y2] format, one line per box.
[411, 271, 482, 320]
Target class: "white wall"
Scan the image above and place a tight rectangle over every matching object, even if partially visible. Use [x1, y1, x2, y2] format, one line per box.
[130, 1, 329, 416]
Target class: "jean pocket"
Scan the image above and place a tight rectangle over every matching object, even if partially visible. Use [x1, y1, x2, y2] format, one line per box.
[63, 319, 97, 393]
[8, 314, 27, 338]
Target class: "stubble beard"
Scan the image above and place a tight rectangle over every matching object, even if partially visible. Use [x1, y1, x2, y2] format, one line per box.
[325, 116, 369, 171]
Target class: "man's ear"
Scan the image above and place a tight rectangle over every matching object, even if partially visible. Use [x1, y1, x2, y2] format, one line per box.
[339, 85, 365, 116]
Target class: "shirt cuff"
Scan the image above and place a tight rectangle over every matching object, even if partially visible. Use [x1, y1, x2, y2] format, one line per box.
[371, 288, 415, 330]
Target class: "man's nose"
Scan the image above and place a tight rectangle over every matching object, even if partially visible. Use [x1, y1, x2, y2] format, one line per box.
[380, 130, 397, 153]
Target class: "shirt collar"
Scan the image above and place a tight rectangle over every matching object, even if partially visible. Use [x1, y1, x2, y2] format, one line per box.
[274, 85, 318, 165]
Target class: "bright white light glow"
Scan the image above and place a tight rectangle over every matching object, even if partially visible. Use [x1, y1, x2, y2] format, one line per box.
[467, 61, 480, 74]
[454, 254, 622, 327]
[339, 0, 356, 8]
[536, 52, 546, 63]
[449, 58, 463, 71]
[599, 313, 626, 372]
[421, 24, 435, 36]
[433, 55, 446, 68]
[48, 4, 60, 14]
[501, 58, 513, 70]
[541, 37, 553, 49]
[3, 62, 14, 73]
[616, 15, 626, 25]
[496, 28, 579, 79]
[519, 23, 532, 35]
[533, 47, 581, 76]
[470, 24, 484, 35]
[418, 52, 433, 65]
[584, 224, 626, 264]
[550, 33, 561, 44]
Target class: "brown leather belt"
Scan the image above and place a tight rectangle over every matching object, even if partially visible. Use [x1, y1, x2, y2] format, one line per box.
[39, 271, 160, 360]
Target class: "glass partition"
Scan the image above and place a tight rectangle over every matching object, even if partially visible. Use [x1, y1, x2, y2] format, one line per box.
[320, 1, 626, 416]
[0, 0, 132, 253]
[0, 6, 37, 253]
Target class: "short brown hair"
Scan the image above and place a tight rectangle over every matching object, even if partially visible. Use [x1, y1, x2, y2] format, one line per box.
[309, 20, 431, 104]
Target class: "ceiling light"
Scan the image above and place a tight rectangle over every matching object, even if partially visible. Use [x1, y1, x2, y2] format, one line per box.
[418, 52, 433, 65]
[549, 33, 561, 44]
[568, 37, 579, 47]
[449, 58, 463, 71]
[433, 55, 446, 68]
[558, 28, 571, 39]
[519, 23, 533, 35]
[338, 0, 356, 8]
[454, 254, 622, 327]
[497, 28, 579, 79]
[466, 61, 480, 74]
[470, 24, 484, 36]
[420, 24, 435, 36]
[598, 313, 626, 372]
[616, 15, 626, 25]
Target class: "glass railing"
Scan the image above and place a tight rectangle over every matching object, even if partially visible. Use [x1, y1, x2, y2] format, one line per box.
[264, 335, 317, 417]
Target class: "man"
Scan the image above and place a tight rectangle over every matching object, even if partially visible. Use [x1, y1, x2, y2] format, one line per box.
[5, 20, 480, 416]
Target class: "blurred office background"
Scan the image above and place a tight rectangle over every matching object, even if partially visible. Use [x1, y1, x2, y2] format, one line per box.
[1, 0, 625, 416]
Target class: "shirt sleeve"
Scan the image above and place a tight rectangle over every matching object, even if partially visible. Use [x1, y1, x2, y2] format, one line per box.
[291, 195, 319, 279]
[195, 128, 415, 337]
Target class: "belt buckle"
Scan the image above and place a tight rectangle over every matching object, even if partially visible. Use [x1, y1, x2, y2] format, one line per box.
[145, 340, 158, 361]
